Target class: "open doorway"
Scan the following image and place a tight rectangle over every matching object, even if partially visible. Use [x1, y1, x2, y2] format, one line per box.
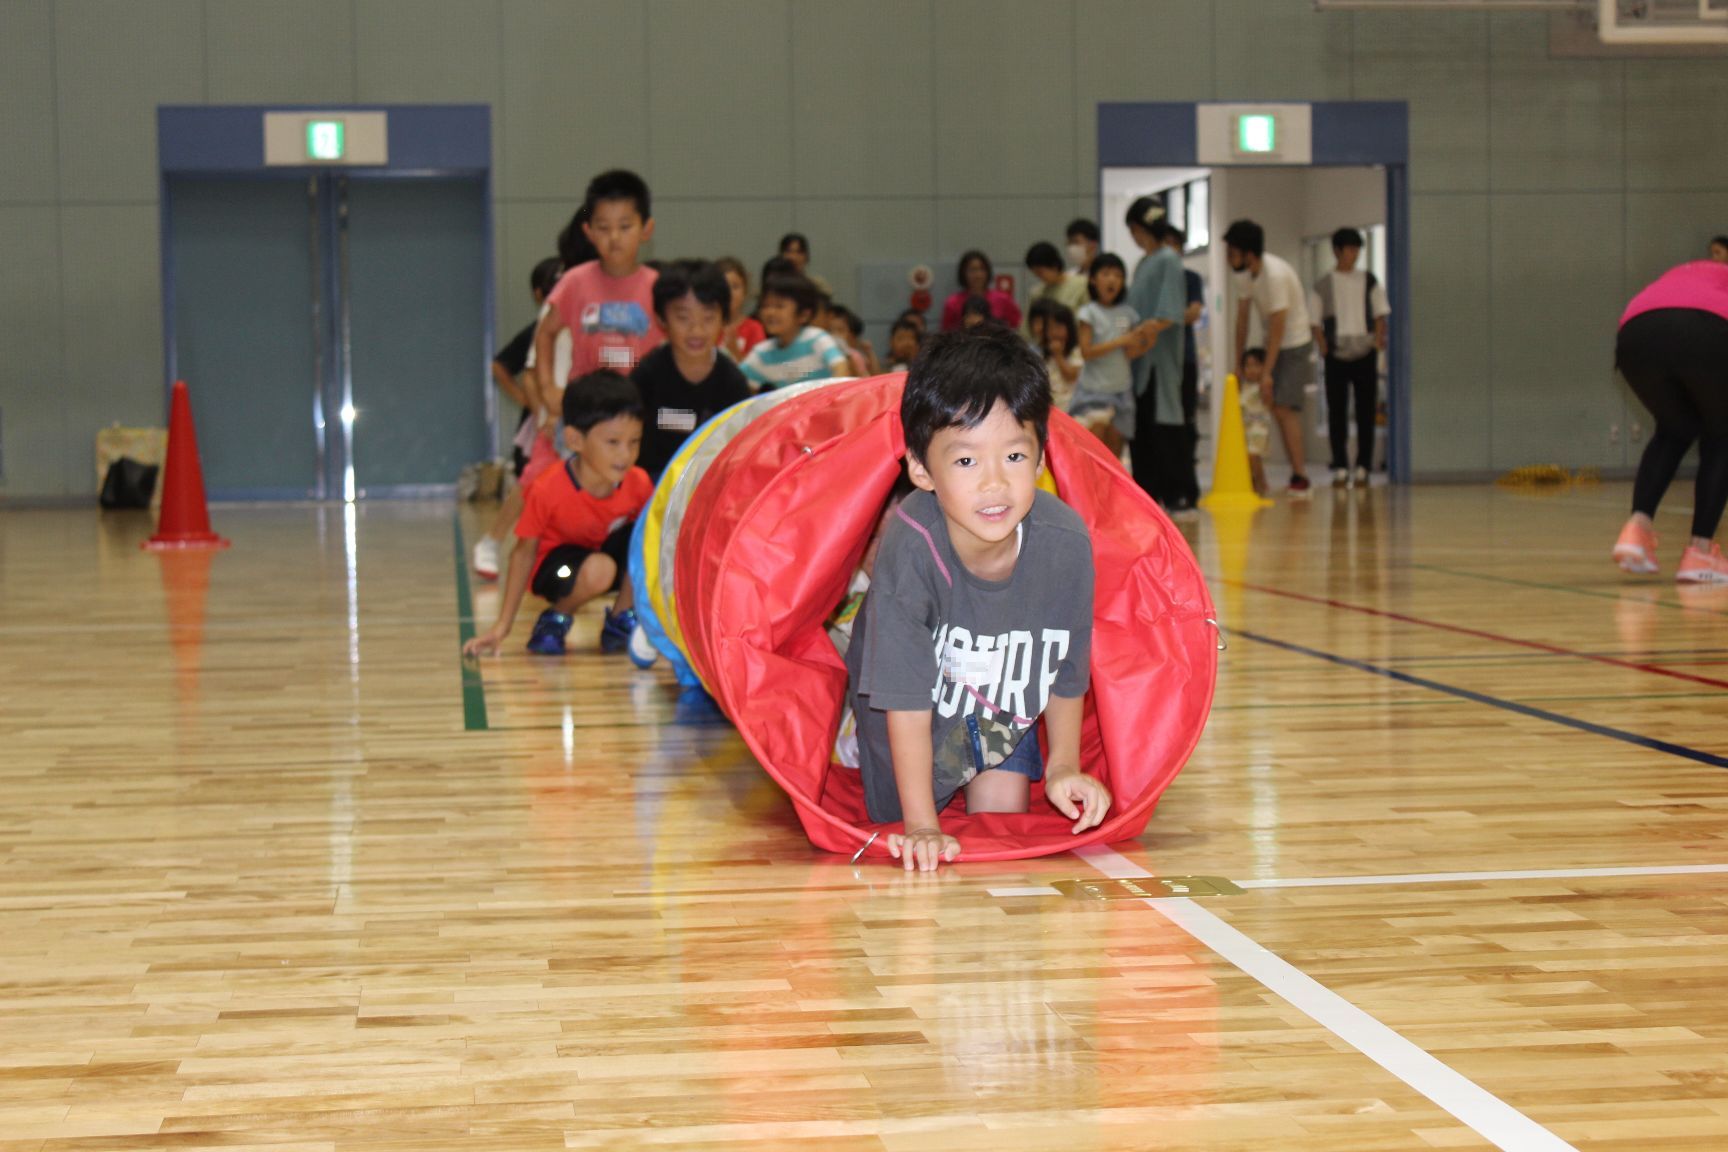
[1096, 102, 1411, 487]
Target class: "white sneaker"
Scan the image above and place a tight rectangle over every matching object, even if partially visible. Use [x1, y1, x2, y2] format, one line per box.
[472, 535, 500, 581]
[1353, 466, 1370, 487]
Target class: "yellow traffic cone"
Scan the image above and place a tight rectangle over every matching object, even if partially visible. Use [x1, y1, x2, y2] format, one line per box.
[1199, 373, 1273, 510]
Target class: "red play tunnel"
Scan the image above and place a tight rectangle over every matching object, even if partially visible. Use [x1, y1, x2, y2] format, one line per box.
[673, 374, 1217, 861]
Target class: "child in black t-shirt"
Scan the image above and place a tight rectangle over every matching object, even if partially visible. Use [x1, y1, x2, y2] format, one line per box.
[629, 260, 752, 480]
[845, 326, 1112, 871]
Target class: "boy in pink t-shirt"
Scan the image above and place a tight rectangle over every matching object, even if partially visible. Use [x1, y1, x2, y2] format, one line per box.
[525, 170, 665, 650]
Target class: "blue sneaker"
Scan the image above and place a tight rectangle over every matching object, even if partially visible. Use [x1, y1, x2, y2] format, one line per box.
[526, 609, 572, 655]
[600, 607, 636, 654]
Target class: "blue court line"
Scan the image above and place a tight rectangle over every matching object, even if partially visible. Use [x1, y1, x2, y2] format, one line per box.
[1234, 628, 1728, 770]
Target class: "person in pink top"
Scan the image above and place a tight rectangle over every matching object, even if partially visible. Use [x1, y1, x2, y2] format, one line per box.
[1611, 260, 1728, 583]
[940, 250, 1022, 331]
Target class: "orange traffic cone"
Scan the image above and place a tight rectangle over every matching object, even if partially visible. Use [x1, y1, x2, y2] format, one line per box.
[143, 380, 230, 551]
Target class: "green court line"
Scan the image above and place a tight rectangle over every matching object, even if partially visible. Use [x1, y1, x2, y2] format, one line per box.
[453, 514, 490, 732]
[1411, 563, 1727, 617]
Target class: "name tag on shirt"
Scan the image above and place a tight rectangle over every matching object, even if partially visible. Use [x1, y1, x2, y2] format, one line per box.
[942, 645, 1003, 686]
[658, 408, 697, 433]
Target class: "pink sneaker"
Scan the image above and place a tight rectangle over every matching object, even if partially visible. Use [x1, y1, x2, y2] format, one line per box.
[1676, 542, 1728, 584]
[1612, 519, 1659, 574]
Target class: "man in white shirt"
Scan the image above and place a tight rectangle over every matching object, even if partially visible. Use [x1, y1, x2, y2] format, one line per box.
[1226, 219, 1315, 493]
[1310, 228, 1390, 488]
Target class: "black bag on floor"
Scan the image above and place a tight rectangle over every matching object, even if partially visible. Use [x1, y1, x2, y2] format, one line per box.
[99, 456, 159, 510]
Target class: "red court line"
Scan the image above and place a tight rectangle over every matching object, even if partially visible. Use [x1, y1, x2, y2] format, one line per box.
[1228, 581, 1728, 692]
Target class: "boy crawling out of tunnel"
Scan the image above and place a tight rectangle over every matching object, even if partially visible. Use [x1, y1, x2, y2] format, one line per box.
[842, 325, 1112, 871]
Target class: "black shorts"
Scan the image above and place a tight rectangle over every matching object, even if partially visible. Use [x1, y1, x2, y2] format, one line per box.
[530, 522, 633, 602]
[1617, 308, 1728, 441]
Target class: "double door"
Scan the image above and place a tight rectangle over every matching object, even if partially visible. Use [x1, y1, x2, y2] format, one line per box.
[168, 174, 489, 499]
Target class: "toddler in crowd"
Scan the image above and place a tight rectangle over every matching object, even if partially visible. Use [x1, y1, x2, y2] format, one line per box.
[714, 256, 766, 362]
[844, 325, 1111, 871]
[1074, 253, 1142, 459]
[885, 319, 922, 372]
[1043, 303, 1081, 413]
[464, 372, 651, 659]
[1240, 347, 1272, 496]
[740, 273, 854, 391]
[959, 294, 993, 329]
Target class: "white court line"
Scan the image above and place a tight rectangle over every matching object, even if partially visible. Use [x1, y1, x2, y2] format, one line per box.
[1073, 844, 1579, 1152]
[985, 860, 1728, 899]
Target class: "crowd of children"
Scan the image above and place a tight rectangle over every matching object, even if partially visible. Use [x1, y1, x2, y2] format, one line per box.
[466, 169, 1231, 672]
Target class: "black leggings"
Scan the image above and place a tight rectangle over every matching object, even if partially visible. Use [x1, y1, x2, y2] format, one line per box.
[1324, 354, 1378, 471]
[1618, 308, 1728, 540]
[1133, 365, 1199, 509]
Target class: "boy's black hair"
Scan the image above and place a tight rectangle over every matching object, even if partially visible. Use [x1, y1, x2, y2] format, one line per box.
[1065, 218, 1100, 244]
[959, 294, 993, 322]
[902, 326, 1051, 465]
[557, 206, 596, 268]
[651, 259, 731, 322]
[760, 254, 797, 287]
[1125, 195, 1164, 233]
[1086, 252, 1128, 301]
[562, 369, 643, 432]
[779, 232, 810, 254]
[760, 272, 821, 319]
[1024, 241, 1064, 272]
[955, 249, 994, 288]
[1026, 296, 1059, 326]
[530, 256, 563, 299]
[1223, 218, 1265, 258]
[1046, 303, 1078, 356]
[583, 168, 652, 222]
[889, 317, 922, 340]
[1332, 226, 1365, 251]
[1243, 346, 1267, 366]
[897, 307, 928, 327]
[713, 255, 749, 288]
[1147, 218, 1177, 244]
[837, 307, 864, 338]
[1714, 234, 1728, 249]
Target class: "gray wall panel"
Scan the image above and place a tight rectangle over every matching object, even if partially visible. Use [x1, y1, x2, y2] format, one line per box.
[206, 0, 356, 105]
[648, 0, 791, 199]
[1488, 14, 1623, 193]
[59, 205, 163, 495]
[0, 207, 66, 494]
[791, 0, 933, 199]
[1625, 60, 1728, 193]
[1074, 1, 1215, 195]
[1406, 194, 1490, 474]
[1488, 194, 1625, 470]
[933, 0, 1075, 198]
[0, 0, 59, 204]
[1352, 13, 1488, 194]
[501, 1, 648, 201]
[55, 0, 204, 204]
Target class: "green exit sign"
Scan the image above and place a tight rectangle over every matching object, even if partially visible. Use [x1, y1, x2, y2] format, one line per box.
[1236, 114, 1276, 154]
[306, 120, 345, 161]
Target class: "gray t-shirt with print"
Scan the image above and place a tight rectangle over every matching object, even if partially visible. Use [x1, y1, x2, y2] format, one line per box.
[845, 487, 1093, 823]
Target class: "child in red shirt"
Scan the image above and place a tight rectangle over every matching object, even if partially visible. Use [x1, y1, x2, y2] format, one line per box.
[464, 372, 651, 657]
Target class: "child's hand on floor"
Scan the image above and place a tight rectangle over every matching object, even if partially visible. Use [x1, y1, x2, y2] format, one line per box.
[888, 827, 961, 872]
[1045, 768, 1112, 834]
[463, 628, 505, 659]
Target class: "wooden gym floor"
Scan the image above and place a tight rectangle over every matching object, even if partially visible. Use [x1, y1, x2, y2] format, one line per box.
[2, 483, 1726, 1150]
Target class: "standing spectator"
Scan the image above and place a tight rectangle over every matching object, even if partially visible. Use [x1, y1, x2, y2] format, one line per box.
[1225, 218, 1316, 494]
[1125, 199, 1190, 510]
[1065, 219, 1101, 276]
[1710, 235, 1728, 264]
[1022, 242, 1089, 332]
[1168, 225, 1205, 507]
[1074, 253, 1140, 459]
[941, 250, 1022, 331]
[715, 256, 766, 362]
[778, 232, 832, 296]
[1309, 227, 1390, 487]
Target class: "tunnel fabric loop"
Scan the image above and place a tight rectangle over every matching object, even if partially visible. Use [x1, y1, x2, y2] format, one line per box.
[659, 373, 1216, 862]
